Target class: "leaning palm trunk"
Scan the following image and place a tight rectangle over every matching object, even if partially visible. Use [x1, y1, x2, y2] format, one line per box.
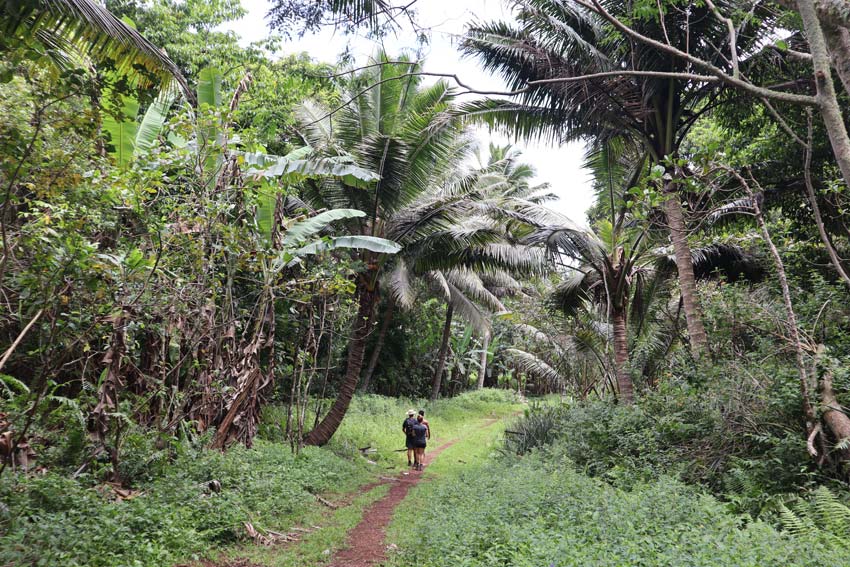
[476, 331, 489, 389]
[360, 300, 395, 392]
[663, 193, 709, 359]
[611, 307, 633, 404]
[304, 277, 377, 446]
[431, 304, 454, 400]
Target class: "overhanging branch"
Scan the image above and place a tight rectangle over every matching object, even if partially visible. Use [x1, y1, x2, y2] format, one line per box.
[576, 0, 818, 106]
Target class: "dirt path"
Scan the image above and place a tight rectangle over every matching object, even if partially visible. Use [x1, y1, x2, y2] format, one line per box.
[327, 418, 498, 567]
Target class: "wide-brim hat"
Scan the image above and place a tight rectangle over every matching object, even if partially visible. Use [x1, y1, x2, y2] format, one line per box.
[407, 409, 416, 416]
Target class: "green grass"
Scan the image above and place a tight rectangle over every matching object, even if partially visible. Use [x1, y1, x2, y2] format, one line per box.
[262, 389, 522, 473]
[1, 390, 520, 567]
[386, 443, 850, 567]
[219, 482, 391, 567]
[412, 415, 509, 478]
[0, 443, 371, 567]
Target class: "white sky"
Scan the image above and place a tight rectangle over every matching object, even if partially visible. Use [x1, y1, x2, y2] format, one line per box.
[223, 0, 593, 225]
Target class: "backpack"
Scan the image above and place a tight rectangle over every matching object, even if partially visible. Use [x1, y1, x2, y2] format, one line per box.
[405, 417, 417, 437]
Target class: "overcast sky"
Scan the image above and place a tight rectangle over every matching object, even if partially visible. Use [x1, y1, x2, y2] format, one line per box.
[223, 0, 593, 225]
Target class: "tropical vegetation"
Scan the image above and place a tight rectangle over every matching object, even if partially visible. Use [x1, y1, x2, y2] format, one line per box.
[4, 0, 850, 565]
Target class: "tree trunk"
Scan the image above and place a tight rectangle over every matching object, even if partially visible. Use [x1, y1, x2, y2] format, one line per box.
[303, 278, 377, 446]
[743, 177, 818, 434]
[611, 307, 634, 404]
[663, 193, 709, 359]
[819, 363, 850, 460]
[476, 332, 489, 389]
[816, 0, 850, 96]
[431, 304, 454, 401]
[360, 300, 395, 392]
[775, 1, 850, 97]
[824, 24, 850, 97]
[797, 0, 850, 190]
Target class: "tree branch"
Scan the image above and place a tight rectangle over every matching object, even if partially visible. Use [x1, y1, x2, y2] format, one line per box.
[0, 309, 44, 373]
[802, 108, 850, 289]
[705, 0, 739, 79]
[301, 69, 722, 127]
[576, 0, 817, 106]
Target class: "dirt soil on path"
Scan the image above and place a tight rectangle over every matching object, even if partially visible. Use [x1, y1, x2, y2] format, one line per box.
[182, 418, 502, 567]
[328, 418, 498, 567]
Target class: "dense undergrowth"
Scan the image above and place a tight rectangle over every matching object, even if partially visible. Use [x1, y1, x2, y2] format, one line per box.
[0, 390, 518, 567]
[1, 443, 363, 567]
[392, 445, 850, 567]
[496, 385, 850, 554]
[504, 381, 846, 516]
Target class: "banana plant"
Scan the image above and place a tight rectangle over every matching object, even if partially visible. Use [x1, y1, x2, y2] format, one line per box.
[265, 208, 400, 272]
[179, 68, 397, 449]
[102, 87, 178, 167]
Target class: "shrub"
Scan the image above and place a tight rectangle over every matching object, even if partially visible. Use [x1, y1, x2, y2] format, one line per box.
[391, 448, 850, 567]
[503, 380, 824, 506]
[0, 440, 367, 567]
[504, 387, 720, 487]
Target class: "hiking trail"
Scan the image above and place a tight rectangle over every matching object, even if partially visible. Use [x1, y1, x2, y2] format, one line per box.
[327, 417, 499, 567]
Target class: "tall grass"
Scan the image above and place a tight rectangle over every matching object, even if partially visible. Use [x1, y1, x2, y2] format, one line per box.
[1, 390, 520, 567]
[261, 389, 522, 468]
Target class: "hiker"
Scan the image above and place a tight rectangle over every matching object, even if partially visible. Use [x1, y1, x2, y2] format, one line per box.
[418, 409, 431, 440]
[412, 415, 428, 471]
[402, 409, 417, 467]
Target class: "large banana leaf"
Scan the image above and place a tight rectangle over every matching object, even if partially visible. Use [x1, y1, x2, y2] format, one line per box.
[134, 89, 177, 154]
[282, 209, 366, 245]
[255, 186, 277, 242]
[270, 234, 400, 273]
[197, 67, 223, 188]
[197, 67, 222, 109]
[297, 236, 401, 255]
[242, 151, 379, 189]
[101, 92, 139, 167]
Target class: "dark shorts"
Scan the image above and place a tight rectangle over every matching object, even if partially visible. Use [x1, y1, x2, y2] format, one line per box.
[406, 437, 415, 449]
[414, 441, 426, 449]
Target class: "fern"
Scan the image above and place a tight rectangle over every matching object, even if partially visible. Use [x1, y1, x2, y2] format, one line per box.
[777, 503, 815, 538]
[0, 373, 30, 397]
[777, 487, 850, 548]
[810, 487, 850, 537]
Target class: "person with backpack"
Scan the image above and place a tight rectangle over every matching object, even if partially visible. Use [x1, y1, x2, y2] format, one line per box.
[418, 409, 430, 440]
[411, 415, 429, 471]
[402, 409, 417, 467]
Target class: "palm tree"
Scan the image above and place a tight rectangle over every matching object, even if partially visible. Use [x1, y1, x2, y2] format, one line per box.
[475, 143, 557, 204]
[532, 217, 661, 403]
[426, 267, 510, 399]
[460, 0, 771, 360]
[267, 0, 407, 36]
[295, 53, 470, 445]
[469, 142, 554, 389]
[359, 144, 549, 395]
[1, 0, 191, 99]
[378, 193, 542, 399]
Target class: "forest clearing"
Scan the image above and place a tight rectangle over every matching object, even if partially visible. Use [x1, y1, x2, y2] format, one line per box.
[5, 0, 850, 565]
